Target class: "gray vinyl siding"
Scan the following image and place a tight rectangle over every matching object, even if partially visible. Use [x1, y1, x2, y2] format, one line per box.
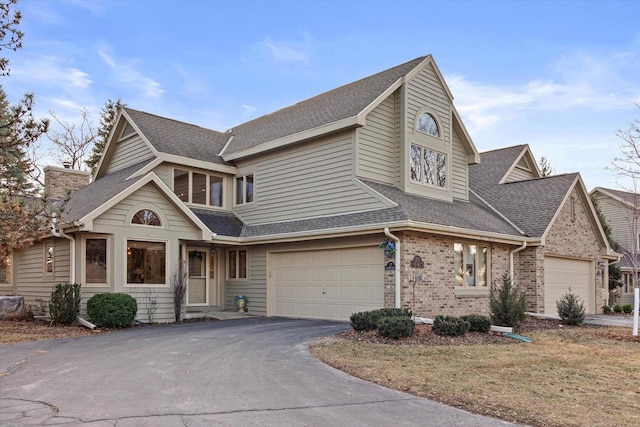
[93, 183, 202, 239]
[106, 134, 155, 174]
[152, 163, 172, 187]
[406, 63, 451, 144]
[394, 89, 402, 186]
[14, 238, 70, 315]
[595, 195, 635, 251]
[357, 92, 396, 184]
[234, 131, 388, 224]
[505, 167, 536, 183]
[451, 130, 469, 200]
[225, 247, 266, 315]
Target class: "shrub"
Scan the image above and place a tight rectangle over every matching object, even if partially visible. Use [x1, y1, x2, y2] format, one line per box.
[462, 314, 491, 333]
[377, 316, 415, 339]
[613, 304, 623, 313]
[432, 315, 470, 336]
[350, 308, 412, 331]
[49, 283, 82, 324]
[602, 305, 612, 314]
[622, 304, 633, 314]
[87, 293, 138, 328]
[556, 290, 585, 325]
[489, 272, 527, 330]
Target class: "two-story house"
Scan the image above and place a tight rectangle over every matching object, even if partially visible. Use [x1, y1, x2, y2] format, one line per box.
[590, 187, 639, 305]
[2, 55, 615, 322]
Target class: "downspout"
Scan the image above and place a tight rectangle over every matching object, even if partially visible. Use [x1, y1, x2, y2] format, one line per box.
[384, 228, 401, 308]
[510, 241, 527, 281]
[51, 213, 76, 284]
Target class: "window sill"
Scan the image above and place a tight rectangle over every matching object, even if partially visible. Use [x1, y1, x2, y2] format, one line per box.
[454, 287, 489, 298]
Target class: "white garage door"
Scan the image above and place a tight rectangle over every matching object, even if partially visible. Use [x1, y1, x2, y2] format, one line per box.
[271, 247, 384, 321]
[544, 257, 593, 315]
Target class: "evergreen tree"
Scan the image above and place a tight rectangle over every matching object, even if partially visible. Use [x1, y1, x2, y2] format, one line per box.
[86, 98, 125, 174]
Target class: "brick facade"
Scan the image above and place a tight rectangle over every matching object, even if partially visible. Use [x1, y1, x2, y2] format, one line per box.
[44, 166, 91, 200]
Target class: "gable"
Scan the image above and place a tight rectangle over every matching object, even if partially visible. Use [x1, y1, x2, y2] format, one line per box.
[501, 146, 541, 183]
[591, 189, 637, 251]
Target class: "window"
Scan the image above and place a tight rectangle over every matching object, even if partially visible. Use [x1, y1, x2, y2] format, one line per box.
[132, 209, 162, 226]
[235, 174, 254, 205]
[410, 144, 447, 188]
[416, 113, 439, 137]
[44, 242, 54, 275]
[85, 238, 107, 285]
[622, 273, 632, 294]
[228, 249, 247, 279]
[127, 240, 166, 285]
[454, 243, 488, 287]
[0, 254, 11, 285]
[173, 168, 224, 207]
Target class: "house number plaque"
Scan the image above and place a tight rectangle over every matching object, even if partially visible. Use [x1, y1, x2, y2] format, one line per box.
[410, 255, 424, 269]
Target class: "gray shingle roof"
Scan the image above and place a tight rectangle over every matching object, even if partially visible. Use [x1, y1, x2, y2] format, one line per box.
[470, 146, 578, 237]
[61, 160, 152, 223]
[124, 108, 231, 166]
[597, 187, 640, 206]
[191, 208, 245, 238]
[225, 57, 426, 154]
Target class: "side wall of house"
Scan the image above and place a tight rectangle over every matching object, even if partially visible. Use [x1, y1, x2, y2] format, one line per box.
[14, 237, 70, 315]
[593, 193, 634, 251]
[389, 231, 511, 317]
[105, 133, 155, 175]
[233, 130, 390, 224]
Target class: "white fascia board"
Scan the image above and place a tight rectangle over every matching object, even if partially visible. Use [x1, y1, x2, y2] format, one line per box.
[352, 178, 398, 207]
[356, 78, 404, 124]
[592, 187, 636, 209]
[222, 116, 360, 161]
[126, 157, 163, 179]
[499, 145, 541, 184]
[158, 153, 238, 175]
[405, 55, 455, 101]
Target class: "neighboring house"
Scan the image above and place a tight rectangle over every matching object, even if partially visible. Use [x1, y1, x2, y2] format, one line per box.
[2, 55, 616, 322]
[590, 187, 640, 305]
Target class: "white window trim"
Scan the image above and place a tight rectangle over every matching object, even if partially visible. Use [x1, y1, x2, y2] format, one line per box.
[44, 241, 54, 276]
[409, 143, 448, 189]
[126, 204, 167, 229]
[81, 235, 110, 288]
[172, 166, 226, 209]
[124, 237, 169, 287]
[227, 248, 249, 281]
[410, 108, 444, 141]
[234, 174, 255, 206]
[453, 242, 490, 295]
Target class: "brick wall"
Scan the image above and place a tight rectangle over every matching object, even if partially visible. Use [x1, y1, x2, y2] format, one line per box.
[383, 231, 511, 317]
[44, 166, 91, 200]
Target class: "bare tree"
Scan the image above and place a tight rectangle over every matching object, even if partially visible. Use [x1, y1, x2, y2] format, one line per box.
[46, 109, 95, 170]
[539, 156, 554, 177]
[0, 0, 22, 76]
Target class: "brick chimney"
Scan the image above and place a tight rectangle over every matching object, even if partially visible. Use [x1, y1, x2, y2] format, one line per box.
[44, 165, 91, 200]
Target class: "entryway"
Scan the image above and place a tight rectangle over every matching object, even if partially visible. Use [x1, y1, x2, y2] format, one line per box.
[186, 247, 218, 307]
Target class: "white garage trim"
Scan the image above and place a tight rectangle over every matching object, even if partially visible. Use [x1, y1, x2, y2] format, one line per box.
[267, 246, 384, 321]
[544, 256, 594, 315]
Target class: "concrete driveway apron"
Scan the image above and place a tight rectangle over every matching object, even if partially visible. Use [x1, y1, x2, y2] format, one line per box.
[0, 317, 518, 426]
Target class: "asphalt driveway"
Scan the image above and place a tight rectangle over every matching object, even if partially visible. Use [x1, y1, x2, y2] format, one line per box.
[0, 317, 516, 426]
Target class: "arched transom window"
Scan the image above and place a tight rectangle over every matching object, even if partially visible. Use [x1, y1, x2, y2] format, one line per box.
[416, 113, 439, 137]
[132, 209, 162, 226]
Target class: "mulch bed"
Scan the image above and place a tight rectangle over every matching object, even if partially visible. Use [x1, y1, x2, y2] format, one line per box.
[339, 317, 564, 346]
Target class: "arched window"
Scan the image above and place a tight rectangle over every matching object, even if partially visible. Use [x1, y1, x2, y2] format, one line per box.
[131, 209, 162, 226]
[416, 113, 439, 137]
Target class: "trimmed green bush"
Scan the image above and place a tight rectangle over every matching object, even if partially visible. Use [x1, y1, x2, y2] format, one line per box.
[613, 304, 623, 313]
[432, 315, 470, 336]
[377, 316, 415, 339]
[350, 308, 413, 331]
[602, 305, 612, 314]
[490, 273, 526, 330]
[462, 314, 491, 333]
[87, 293, 138, 328]
[556, 290, 585, 325]
[49, 283, 81, 324]
[622, 304, 633, 314]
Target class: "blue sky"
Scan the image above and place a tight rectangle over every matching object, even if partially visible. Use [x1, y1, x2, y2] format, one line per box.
[3, 0, 639, 190]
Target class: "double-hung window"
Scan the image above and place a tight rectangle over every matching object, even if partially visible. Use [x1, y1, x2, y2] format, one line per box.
[228, 249, 247, 279]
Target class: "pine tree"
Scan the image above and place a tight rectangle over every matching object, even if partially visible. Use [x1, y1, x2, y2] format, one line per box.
[86, 98, 125, 174]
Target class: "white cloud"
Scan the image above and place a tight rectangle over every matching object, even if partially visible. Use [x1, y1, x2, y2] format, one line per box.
[11, 56, 92, 90]
[260, 37, 311, 65]
[242, 104, 257, 118]
[173, 64, 209, 95]
[98, 49, 165, 99]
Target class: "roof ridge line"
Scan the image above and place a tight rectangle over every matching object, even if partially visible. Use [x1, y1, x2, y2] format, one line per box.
[469, 188, 527, 236]
[125, 107, 224, 134]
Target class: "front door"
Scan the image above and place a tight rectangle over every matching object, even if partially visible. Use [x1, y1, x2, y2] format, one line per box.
[187, 248, 208, 306]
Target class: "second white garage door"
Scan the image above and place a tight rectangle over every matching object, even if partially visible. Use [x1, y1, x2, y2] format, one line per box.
[270, 247, 384, 321]
[544, 256, 593, 315]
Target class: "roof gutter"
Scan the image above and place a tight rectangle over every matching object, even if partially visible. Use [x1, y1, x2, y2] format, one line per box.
[51, 213, 76, 284]
[384, 227, 401, 308]
[509, 241, 527, 282]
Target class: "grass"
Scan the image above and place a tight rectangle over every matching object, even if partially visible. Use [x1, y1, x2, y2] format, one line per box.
[311, 327, 640, 427]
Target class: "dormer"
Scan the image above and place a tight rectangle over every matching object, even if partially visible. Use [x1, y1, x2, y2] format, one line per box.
[500, 145, 542, 183]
